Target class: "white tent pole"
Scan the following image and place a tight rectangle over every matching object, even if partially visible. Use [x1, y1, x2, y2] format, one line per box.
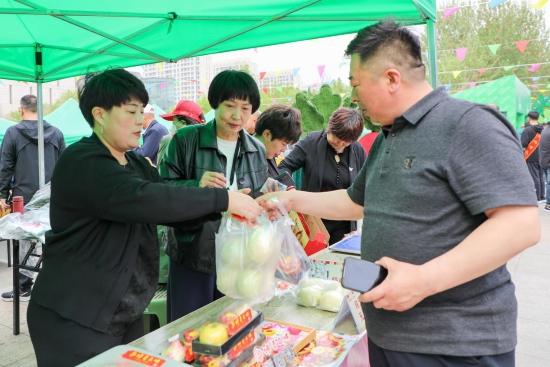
[37, 81, 45, 187]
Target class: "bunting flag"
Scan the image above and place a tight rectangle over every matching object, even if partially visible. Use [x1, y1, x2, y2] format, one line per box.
[292, 67, 300, 77]
[443, 6, 460, 19]
[528, 63, 541, 72]
[489, 0, 508, 8]
[452, 71, 462, 79]
[259, 71, 267, 80]
[317, 65, 326, 78]
[467, 82, 477, 88]
[487, 44, 501, 56]
[503, 65, 514, 71]
[262, 87, 269, 95]
[478, 68, 487, 75]
[532, 77, 540, 82]
[515, 40, 529, 53]
[531, 0, 548, 9]
[455, 48, 468, 61]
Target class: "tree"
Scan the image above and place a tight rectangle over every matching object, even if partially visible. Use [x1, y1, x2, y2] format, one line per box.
[433, 2, 550, 96]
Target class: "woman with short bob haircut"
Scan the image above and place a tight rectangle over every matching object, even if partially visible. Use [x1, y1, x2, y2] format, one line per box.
[26, 69, 260, 367]
[279, 107, 366, 244]
[159, 69, 268, 321]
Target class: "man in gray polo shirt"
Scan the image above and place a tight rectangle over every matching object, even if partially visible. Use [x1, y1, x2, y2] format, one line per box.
[260, 21, 539, 366]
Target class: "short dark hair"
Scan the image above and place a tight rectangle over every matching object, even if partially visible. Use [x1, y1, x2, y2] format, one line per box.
[345, 20, 425, 78]
[528, 111, 540, 120]
[208, 70, 260, 113]
[255, 105, 302, 144]
[78, 69, 149, 128]
[20, 95, 37, 112]
[327, 108, 363, 142]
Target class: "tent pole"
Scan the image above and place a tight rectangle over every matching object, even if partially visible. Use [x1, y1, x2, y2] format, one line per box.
[37, 81, 45, 187]
[426, 19, 438, 88]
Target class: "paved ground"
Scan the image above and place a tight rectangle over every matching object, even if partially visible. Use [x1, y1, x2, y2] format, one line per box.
[0, 203, 549, 366]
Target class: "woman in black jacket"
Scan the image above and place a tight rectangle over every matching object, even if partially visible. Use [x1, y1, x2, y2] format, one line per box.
[279, 107, 366, 244]
[159, 70, 268, 321]
[26, 69, 261, 367]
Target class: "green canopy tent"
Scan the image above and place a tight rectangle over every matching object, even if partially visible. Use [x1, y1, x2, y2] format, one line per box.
[43, 98, 91, 145]
[453, 75, 531, 129]
[0, 117, 15, 143]
[0, 0, 437, 186]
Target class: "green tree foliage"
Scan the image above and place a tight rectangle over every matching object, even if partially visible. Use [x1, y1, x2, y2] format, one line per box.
[311, 85, 342, 123]
[434, 2, 550, 96]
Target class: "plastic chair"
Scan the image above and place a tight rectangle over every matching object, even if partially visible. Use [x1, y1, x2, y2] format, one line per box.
[143, 285, 167, 332]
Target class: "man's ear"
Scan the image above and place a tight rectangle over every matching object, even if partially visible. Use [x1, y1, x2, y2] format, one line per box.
[262, 129, 272, 141]
[385, 68, 401, 94]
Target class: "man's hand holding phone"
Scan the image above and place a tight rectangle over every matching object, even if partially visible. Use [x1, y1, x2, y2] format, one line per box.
[342, 256, 436, 312]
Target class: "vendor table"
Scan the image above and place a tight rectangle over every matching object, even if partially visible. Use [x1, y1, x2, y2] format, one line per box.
[131, 249, 359, 356]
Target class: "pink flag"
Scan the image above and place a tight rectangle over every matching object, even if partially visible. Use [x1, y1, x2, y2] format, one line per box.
[317, 65, 326, 78]
[528, 63, 541, 72]
[515, 40, 529, 53]
[455, 48, 468, 61]
[259, 71, 267, 80]
[443, 6, 460, 19]
[478, 68, 487, 75]
[468, 82, 476, 88]
[262, 87, 269, 95]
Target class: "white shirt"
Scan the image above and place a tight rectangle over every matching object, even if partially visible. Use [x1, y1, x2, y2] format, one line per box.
[216, 137, 239, 191]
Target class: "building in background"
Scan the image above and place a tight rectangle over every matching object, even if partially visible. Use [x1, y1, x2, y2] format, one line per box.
[0, 78, 76, 118]
[142, 57, 211, 104]
[142, 77, 177, 111]
[258, 69, 300, 90]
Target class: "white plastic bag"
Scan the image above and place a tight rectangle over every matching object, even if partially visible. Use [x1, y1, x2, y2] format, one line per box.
[215, 214, 282, 304]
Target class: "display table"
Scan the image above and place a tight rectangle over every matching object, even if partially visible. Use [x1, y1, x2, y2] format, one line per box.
[130, 249, 360, 359]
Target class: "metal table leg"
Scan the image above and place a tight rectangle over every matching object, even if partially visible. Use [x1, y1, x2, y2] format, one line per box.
[13, 239, 19, 335]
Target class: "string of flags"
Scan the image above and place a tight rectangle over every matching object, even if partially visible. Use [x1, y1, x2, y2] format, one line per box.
[441, 61, 550, 79]
[442, 0, 548, 20]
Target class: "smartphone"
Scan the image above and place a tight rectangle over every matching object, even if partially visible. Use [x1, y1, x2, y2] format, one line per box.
[341, 257, 388, 293]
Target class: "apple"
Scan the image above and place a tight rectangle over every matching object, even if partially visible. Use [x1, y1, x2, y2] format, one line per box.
[199, 322, 229, 346]
[219, 311, 238, 325]
[245, 226, 276, 265]
[220, 237, 245, 267]
[236, 269, 265, 299]
[216, 268, 238, 296]
[183, 328, 199, 342]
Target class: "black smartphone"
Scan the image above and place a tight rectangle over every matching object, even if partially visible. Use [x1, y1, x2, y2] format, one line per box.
[341, 257, 388, 293]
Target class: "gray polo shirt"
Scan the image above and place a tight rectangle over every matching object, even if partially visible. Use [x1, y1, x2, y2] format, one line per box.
[347, 87, 537, 356]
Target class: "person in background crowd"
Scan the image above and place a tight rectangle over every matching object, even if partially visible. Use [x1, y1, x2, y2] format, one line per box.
[159, 70, 268, 322]
[254, 105, 302, 180]
[157, 100, 205, 166]
[0, 94, 65, 302]
[260, 20, 539, 367]
[244, 109, 261, 135]
[540, 121, 550, 211]
[521, 111, 545, 201]
[26, 69, 261, 366]
[279, 107, 366, 244]
[134, 104, 169, 165]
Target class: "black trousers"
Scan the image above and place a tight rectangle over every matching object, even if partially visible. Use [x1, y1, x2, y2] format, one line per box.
[527, 161, 545, 200]
[27, 301, 144, 367]
[368, 339, 514, 367]
[167, 260, 223, 322]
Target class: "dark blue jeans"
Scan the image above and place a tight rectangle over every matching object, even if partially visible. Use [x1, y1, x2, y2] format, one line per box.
[167, 260, 223, 322]
[368, 339, 514, 367]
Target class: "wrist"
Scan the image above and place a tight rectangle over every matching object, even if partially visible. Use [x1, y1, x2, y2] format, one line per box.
[419, 260, 443, 298]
